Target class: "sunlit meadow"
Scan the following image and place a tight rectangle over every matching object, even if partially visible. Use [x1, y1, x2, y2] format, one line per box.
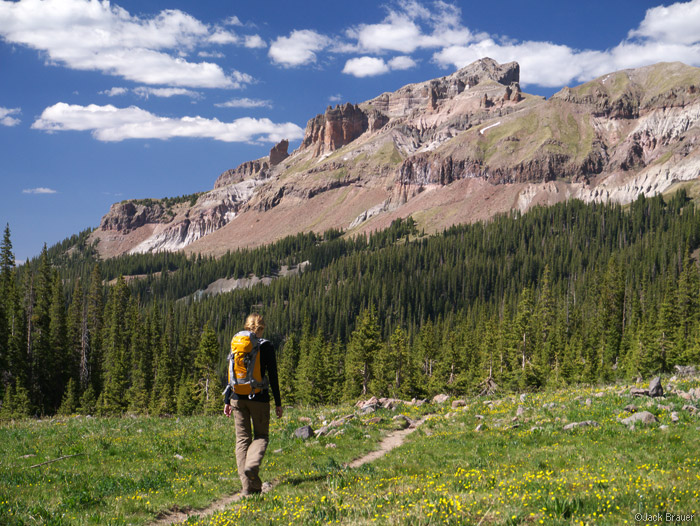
[1, 377, 699, 525]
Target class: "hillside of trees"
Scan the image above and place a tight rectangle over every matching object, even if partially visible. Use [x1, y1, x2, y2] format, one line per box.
[1, 190, 700, 417]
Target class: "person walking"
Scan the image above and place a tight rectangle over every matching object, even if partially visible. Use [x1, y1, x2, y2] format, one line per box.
[223, 313, 283, 496]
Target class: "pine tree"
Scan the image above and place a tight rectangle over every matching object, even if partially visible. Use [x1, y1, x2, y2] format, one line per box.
[533, 266, 555, 376]
[676, 249, 698, 365]
[344, 308, 382, 401]
[277, 334, 299, 405]
[513, 287, 534, 389]
[656, 287, 678, 371]
[86, 264, 104, 394]
[29, 245, 53, 413]
[388, 326, 413, 398]
[176, 372, 198, 416]
[195, 322, 220, 411]
[12, 379, 31, 418]
[78, 384, 97, 415]
[324, 339, 345, 404]
[48, 270, 68, 410]
[101, 277, 130, 414]
[596, 258, 625, 381]
[150, 345, 173, 416]
[370, 340, 394, 398]
[0, 224, 14, 297]
[295, 328, 326, 405]
[58, 378, 79, 415]
[66, 279, 84, 390]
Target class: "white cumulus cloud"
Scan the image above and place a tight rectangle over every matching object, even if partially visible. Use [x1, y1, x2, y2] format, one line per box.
[347, 0, 473, 54]
[244, 34, 267, 49]
[388, 55, 417, 70]
[31, 102, 304, 143]
[23, 187, 57, 194]
[343, 57, 390, 77]
[629, 0, 700, 44]
[215, 98, 272, 109]
[0, 106, 21, 126]
[268, 29, 330, 67]
[432, 0, 700, 87]
[343, 55, 418, 77]
[0, 0, 252, 88]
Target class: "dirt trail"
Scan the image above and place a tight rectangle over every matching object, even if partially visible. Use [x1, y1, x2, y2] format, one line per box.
[150, 415, 429, 525]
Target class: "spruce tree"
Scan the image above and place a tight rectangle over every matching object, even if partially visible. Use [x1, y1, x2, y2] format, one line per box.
[58, 378, 78, 415]
[101, 277, 130, 414]
[295, 328, 326, 405]
[48, 271, 68, 410]
[86, 264, 104, 394]
[344, 308, 382, 400]
[29, 245, 53, 413]
[176, 372, 198, 416]
[277, 334, 299, 405]
[195, 322, 220, 411]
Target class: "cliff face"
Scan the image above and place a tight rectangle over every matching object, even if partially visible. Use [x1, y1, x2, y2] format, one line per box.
[91, 59, 700, 259]
[299, 102, 389, 156]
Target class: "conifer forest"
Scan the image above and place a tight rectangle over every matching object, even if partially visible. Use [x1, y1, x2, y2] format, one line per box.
[2, 190, 700, 418]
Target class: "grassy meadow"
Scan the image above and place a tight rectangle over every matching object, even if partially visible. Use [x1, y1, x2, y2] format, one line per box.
[1, 377, 699, 525]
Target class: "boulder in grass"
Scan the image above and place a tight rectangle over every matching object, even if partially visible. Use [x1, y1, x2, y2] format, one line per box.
[630, 388, 648, 397]
[432, 394, 450, 404]
[674, 365, 697, 377]
[620, 411, 658, 426]
[648, 377, 664, 397]
[294, 425, 314, 440]
[623, 404, 638, 413]
[682, 405, 698, 415]
[451, 399, 467, 409]
[563, 421, 599, 431]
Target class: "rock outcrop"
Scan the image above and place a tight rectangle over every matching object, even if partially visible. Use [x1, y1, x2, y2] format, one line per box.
[269, 140, 289, 166]
[214, 159, 269, 189]
[299, 103, 389, 157]
[367, 58, 519, 118]
[99, 201, 168, 233]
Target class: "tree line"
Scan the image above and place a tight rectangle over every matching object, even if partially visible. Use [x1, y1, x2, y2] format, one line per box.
[1, 190, 700, 417]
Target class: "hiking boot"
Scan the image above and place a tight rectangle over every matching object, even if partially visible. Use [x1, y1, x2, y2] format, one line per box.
[243, 467, 256, 480]
[240, 488, 261, 497]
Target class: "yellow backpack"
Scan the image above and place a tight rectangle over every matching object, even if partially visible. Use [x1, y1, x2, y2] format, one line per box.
[227, 330, 269, 397]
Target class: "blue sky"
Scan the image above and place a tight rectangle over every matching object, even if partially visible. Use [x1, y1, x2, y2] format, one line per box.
[1, 0, 700, 262]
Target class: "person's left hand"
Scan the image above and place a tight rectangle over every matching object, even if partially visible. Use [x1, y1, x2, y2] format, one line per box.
[224, 404, 232, 417]
[275, 406, 283, 419]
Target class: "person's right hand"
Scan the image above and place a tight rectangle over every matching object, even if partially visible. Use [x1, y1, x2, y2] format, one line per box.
[224, 404, 232, 417]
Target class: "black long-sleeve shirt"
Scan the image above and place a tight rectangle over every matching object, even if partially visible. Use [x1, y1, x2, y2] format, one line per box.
[225, 339, 281, 407]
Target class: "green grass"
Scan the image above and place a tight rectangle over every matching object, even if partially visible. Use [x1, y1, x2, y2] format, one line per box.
[2, 380, 699, 525]
[0, 403, 431, 525]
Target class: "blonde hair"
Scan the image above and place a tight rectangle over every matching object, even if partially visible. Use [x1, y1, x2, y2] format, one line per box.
[244, 313, 265, 333]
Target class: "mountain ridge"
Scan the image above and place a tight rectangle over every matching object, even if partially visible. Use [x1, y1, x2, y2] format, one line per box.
[89, 58, 700, 258]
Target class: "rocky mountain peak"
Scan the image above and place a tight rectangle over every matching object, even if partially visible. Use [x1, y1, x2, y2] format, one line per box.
[90, 59, 700, 260]
[297, 58, 520, 159]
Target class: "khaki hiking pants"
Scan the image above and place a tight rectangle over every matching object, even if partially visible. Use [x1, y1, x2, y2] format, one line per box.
[231, 399, 270, 493]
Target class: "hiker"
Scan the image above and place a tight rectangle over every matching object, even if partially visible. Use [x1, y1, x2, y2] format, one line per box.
[223, 313, 283, 496]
